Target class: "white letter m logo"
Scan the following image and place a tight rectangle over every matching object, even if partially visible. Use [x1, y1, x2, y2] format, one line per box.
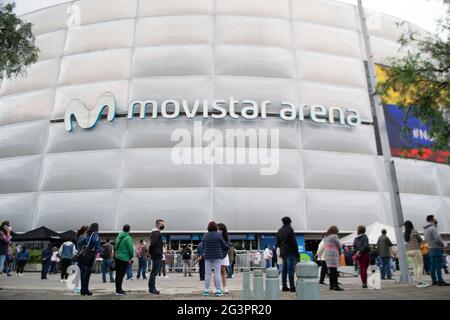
[64, 92, 116, 132]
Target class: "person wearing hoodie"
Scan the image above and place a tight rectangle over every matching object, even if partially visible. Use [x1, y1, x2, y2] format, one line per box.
[148, 219, 165, 295]
[114, 224, 134, 295]
[423, 215, 448, 286]
[353, 225, 371, 288]
[58, 238, 77, 281]
[275, 216, 299, 293]
[0, 221, 12, 276]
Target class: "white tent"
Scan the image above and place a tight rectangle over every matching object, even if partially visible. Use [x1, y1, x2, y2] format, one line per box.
[340, 222, 397, 245]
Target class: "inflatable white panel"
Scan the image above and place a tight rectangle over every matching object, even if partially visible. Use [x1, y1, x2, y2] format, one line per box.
[58, 49, 131, 85]
[36, 30, 66, 61]
[215, 45, 295, 78]
[35, 190, 118, 231]
[46, 119, 125, 153]
[303, 151, 383, 192]
[293, 21, 363, 59]
[301, 122, 377, 155]
[216, 0, 290, 18]
[0, 156, 42, 194]
[215, 16, 292, 47]
[64, 19, 134, 55]
[117, 189, 212, 232]
[132, 46, 211, 77]
[76, 0, 138, 26]
[22, 3, 70, 35]
[0, 194, 37, 231]
[138, 0, 213, 17]
[135, 16, 212, 46]
[0, 121, 48, 158]
[0, 89, 53, 126]
[400, 194, 448, 232]
[213, 189, 306, 232]
[40, 151, 121, 191]
[437, 164, 450, 197]
[395, 159, 440, 196]
[120, 149, 212, 188]
[305, 190, 386, 232]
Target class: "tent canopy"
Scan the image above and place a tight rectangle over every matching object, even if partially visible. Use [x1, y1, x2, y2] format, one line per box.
[11, 226, 61, 241]
[340, 222, 397, 246]
[58, 230, 77, 241]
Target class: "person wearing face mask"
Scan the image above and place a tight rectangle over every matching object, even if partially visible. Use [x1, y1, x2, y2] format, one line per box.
[0, 221, 12, 277]
[148, 219, 165, 295]
[423, 215, 448, 286]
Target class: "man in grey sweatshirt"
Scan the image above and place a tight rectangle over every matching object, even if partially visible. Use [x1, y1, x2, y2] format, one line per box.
[423, 215, 448, 286]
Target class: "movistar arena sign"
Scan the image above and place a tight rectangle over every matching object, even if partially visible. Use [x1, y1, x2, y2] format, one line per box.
[64, 92, 361, 132]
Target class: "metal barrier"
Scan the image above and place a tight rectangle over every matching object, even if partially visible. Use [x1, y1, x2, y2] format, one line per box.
[235, 250, 265, 271]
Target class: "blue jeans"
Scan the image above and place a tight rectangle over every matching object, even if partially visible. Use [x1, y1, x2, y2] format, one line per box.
[137, 258, 148, 279]
[126, 263, 133, 279]
[429, 249, 444, 283]
[101, 259, 114, 282]
[380, 257, 392, 279]
[0, 255, 6, 273]
[282, 254, 297, 289]
[78, 260, 94, 295]
[265, 259, 271, 269]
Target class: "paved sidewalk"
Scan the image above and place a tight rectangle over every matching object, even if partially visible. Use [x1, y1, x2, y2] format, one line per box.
[0, 271, 449, 300]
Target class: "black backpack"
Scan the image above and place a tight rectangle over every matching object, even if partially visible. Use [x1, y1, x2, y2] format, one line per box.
[100, 244, 112, 259]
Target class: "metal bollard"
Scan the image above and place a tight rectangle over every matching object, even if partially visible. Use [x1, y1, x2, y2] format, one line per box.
[296, 261, 320, 300]
[252, 269, 264, 300]
[242, 268, 251, 300]
[265, 268, 280, 300]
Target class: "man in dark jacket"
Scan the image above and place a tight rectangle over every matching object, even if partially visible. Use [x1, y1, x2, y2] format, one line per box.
[275, 217, 298, 292]
[182, 245, 193, 277]
[148, 219, 164, 295]
[196, 242, 205, 281]
[376, 229, 393, 280]
[41, 243, 53, 280]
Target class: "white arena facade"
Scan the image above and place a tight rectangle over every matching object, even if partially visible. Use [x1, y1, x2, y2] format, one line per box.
[0, 0, 449, 249]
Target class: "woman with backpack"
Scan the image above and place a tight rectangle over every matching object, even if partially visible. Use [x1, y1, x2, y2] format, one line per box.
[76, 223, 101, 296]
[59, 238, 77, 281]
[353, 225, 371, 288]
[114, 224, 134, 296]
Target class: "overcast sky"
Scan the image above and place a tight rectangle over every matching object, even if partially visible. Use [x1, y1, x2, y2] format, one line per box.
[1, 0, 447, 33]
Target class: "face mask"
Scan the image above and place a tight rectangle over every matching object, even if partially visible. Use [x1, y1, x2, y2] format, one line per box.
[159, 225, 165, 231]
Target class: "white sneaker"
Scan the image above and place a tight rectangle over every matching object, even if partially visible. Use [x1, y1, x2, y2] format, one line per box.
[417, 282, 430, 288]
[164, 276, 169, 279]
[60, 279, 65, 282]
[223, 287, 230, 294]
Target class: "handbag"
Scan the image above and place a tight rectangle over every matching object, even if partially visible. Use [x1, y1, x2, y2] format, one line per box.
[73, 233, 96, 265]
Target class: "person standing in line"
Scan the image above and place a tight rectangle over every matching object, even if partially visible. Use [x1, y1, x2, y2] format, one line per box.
[15, 246, 29, 275]
[421, 241, 431, 275]
[271, 245, 277, 269]
[159, 243, 168, 278]
[276, 247, 283, 273]
[197, 241, 205, 281]
[403, 220, 428, 288]
[202, 221, 230, 297]
[77, 223, 101, 296]
[423, 215, 448, 286]
[41, 243, 53, 280]
[377, 229, 393, 280]
[217, 223, 232, 294]
[114, 224, 134, 296]
[50, 247, 59, 274]
[59, 238, 77, 281]
[353, 225, 371, 288]
[126, 246, 135, 281]
[323, 225, 343, 291]
[0, 221, 12, 276]
[100, 239, 115, 283]
[148, 219, 165, 295]
[275, 217, 299, 292]
[227, 245, 236, 279]
[3, 244, 13, 276]
[316, 234, 328, 285]
[136, 239, 149, 280]
[181, 244, 193, 277]
[263, 245, 273, 270]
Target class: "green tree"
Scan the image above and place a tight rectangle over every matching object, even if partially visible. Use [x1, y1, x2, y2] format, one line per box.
[377, 1, 450, 155]
[0, 2, 39, 80]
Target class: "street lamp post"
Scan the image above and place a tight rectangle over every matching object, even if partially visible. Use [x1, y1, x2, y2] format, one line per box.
[357, 0, 412, 283]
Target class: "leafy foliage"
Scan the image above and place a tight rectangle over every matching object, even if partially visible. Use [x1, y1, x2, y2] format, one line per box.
[0, 2, 39, 80]
[377, 3, 450, 155]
